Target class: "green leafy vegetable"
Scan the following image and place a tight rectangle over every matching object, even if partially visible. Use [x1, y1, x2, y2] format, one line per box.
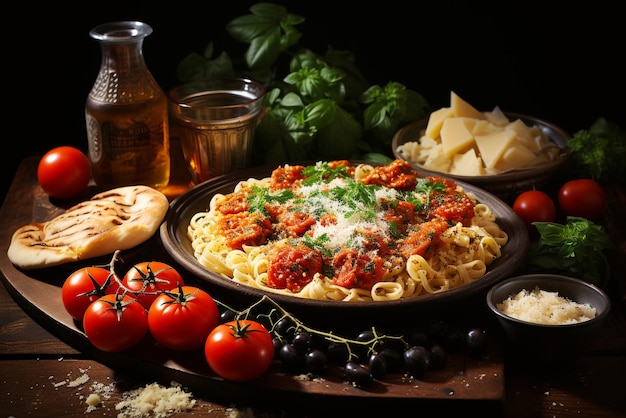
[360, 81, 430, 148]
[176, 2, 430, 166]
[331, 182, 379, 220]
[301, 162, 350, 185]
[414, 178, 446, 196]
[402, 178, 446, 212]
[301, 233, 332, 257]
[247, 185, 294, 215]
[568, 117, 626, 184]
[225, 2, 304, 70]
[528, 217, 612, 288]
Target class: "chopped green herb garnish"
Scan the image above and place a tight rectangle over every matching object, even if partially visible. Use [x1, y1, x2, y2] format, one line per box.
[247, 185, 294, 215]
[415, 178, 446, 195]
[302, 162, 349, 186]
[404, 178, 446, 211]
[301, 233, 332, 257]
[329, 182, 379, 220]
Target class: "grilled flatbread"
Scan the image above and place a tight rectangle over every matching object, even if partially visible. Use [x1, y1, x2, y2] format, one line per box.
[7, 185, 169, 270]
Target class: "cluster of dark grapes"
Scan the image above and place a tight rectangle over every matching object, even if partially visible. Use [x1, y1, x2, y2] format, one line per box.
[221, 306, 488, 389]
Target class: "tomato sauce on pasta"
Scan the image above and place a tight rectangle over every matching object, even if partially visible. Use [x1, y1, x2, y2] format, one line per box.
[187, 160, 508, 302]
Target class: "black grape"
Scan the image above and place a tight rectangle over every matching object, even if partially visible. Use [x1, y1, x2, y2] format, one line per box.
[403, 346, 430, 377]
[305, 349, 329, 375]
[344, 361, 373, 388]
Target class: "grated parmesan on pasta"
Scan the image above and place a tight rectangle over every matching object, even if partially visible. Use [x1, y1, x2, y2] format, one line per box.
[497, 286, 596, 325]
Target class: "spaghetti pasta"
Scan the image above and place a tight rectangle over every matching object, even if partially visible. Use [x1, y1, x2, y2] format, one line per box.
[187, 160, 509, 302]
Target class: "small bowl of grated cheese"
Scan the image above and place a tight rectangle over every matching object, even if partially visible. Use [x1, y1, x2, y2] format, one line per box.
[486, 274, 611, 361]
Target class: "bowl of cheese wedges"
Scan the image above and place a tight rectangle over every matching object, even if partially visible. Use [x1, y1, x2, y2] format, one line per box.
[393, 91, 571, 201]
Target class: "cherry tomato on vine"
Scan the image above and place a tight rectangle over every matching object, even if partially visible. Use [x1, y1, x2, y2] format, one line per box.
[82, 294, 148, 352]
[122, 261, 185, 310]
[61, 267, 120, 321]
[558, 179, 606, 219]
[37, 146, 91, 199]
[204, 319, 274, 382]
[512, 190, 556, 233]
[148, 286, 219, 351]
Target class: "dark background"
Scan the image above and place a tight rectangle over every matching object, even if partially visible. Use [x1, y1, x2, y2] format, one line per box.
[4, 1, 623, 201]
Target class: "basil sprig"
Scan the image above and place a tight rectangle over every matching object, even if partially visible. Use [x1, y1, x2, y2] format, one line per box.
[176, 2, 430, 165]
[528, 217, 612, 288]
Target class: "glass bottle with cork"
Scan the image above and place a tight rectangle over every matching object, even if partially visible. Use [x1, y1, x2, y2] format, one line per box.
[85, 21, 170, 190]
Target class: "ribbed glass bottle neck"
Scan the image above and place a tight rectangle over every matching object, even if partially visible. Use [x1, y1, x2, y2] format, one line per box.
[89, 21, 162, 104]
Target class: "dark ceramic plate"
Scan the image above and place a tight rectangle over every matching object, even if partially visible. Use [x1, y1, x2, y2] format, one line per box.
[392, 112, 571, 202]
[160, 164, 529, 326]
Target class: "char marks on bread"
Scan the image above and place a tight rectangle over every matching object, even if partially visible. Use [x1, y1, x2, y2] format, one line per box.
[7, 185, 169, 270]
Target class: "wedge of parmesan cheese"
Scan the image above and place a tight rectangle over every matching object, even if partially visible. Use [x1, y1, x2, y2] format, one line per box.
[450, 148, 484, 176]
[494, 143, 537, 172]
[450, 91, 485, 119]
[484, 106, 509, 126]
[425, 106, 454, 139]
[440, 117, 476, 158]
[474, 129, 517, 169]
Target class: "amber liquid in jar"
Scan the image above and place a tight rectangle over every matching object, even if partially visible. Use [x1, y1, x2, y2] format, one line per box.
[86, 93, 170, 189]
[85, 21, 170, 190]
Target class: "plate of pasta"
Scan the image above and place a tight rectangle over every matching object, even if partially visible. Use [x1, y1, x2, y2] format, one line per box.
[160, 159, 528, 323]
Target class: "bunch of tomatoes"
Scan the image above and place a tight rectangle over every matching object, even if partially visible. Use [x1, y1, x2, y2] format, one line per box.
[511, 178, 606, 234]
[61, 259, 488, 387]
[61, 260, 274, 382]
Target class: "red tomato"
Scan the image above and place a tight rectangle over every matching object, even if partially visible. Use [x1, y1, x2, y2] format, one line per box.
[61, 267, 121, 321]
[83, 294, 148, 352]
[148, 286, 219, 351]
[37, 146, 91, 199]
[512, 190, 556, 233]
[122, 261, 185, 310]
[204, 319, 274, 382]
[558, 179, 606, 219]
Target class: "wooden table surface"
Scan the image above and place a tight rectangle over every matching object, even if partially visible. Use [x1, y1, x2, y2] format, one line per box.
[2, 145, 625, 417]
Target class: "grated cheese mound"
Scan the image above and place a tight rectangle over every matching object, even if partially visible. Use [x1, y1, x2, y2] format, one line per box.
[115, 381, 196, 418]
[497, 286, 596, 325]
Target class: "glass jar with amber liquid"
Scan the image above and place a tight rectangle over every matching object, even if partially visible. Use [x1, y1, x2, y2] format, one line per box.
[85, 21, 170, 190]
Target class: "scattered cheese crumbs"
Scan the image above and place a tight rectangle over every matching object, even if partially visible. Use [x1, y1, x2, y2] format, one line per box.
[90, 381, 115, 400]
[80, 379, 116, 413]
[227, 407, 258, 418]
[67, 373, 90, 388]
[85, 393, 101, 407]
[115, 381, 196, 418]
[497, 286, 596, 325]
